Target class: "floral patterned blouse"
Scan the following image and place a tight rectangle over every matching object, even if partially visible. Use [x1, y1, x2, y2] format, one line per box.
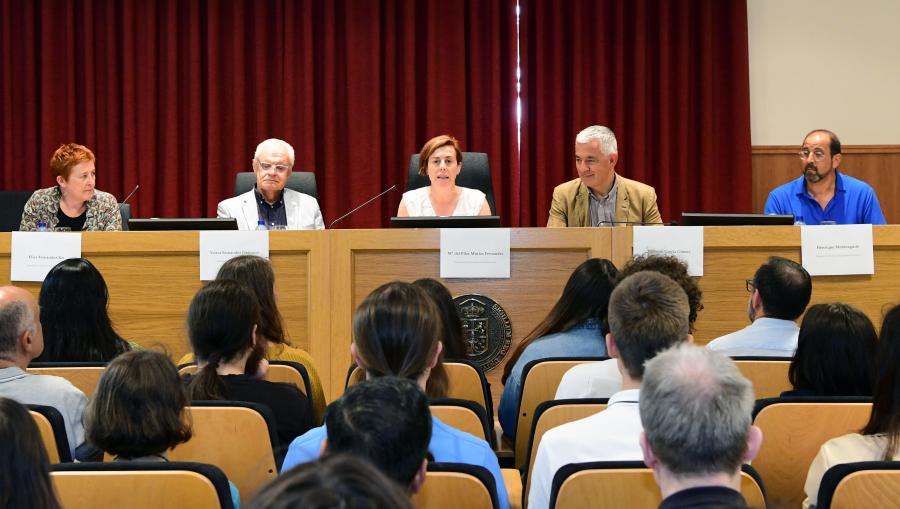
[19, 186, 122, 231]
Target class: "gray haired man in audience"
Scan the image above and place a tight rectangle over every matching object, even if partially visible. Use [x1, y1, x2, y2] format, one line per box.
[640, 344, 763, 508]
[0, 285, 88, 455]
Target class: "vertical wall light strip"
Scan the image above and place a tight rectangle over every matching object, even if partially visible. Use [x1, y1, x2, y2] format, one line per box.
[515, 0, 522, 223]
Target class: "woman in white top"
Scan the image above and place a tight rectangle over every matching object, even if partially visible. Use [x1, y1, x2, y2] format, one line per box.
[802, 303, 900, 508]
[397, 135, 491, 217]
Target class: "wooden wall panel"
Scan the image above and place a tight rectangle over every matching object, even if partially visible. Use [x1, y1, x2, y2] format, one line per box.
[752, 145, 900, 224]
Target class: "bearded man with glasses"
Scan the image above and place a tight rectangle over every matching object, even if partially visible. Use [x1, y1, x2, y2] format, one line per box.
[217, 138, 324, 230]
[763, 129, 885, 225]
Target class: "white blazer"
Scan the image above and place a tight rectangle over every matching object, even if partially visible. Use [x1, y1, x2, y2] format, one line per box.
[216, 188, 325, 230]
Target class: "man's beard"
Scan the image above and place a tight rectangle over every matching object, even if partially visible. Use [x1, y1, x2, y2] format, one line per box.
[804, 163, 824, 183]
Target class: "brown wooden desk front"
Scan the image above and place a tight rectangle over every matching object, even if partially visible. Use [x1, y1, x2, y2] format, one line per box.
[3, 226, 897, 404]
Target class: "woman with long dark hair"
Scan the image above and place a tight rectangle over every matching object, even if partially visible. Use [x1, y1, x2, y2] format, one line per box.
[280, 281, 510, 509]
[180, 255, 325, 420]
[785, 303, 877, 397]
[186, 280, 313, 449]
[803, 304, 900, 508]
[413, 278, 467, 399]
[498, 258, 619, 439]
[36, 258, 132, 362]
[0, 397, 61, 509]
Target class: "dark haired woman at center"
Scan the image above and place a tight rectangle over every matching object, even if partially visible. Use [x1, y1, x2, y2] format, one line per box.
[185, 280, 313, 449]
[498, 258, 619, 439]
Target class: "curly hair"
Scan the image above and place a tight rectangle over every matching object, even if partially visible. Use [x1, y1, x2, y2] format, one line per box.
[620, 254, 703, 331]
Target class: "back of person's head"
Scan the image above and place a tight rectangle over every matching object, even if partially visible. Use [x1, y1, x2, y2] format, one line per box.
[0, 290, 36, 358]
[187, 280, 260, 400]
[620, 254, 703, 330]
[863, 304, 900, 458]
[215, 255, 287, 346]
[752, 256, 811, 320]
[325, 377, 432, 491]
[351, 282, 441, 381]
[36, 258, 128, 362]
[608, 271, 690, 380]
[249, 453, 413, 509]
[789, 303, 876, 396]
[502, 258, 619, 383]
[413, 278, 465, 359]
[0, 397, 61, 509]
[85, 350, 191, 459]
[640, 344, 756, 478]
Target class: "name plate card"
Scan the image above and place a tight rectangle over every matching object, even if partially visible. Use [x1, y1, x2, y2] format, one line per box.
[199, 231, 270, 281]
[10, 232, 82, 282]
[800, 224, 874, 276]
[633, 226, 704, 276]
[440, 228, 511, 278]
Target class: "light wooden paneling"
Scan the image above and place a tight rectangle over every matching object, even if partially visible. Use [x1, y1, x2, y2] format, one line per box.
[752, 145, 900, 224]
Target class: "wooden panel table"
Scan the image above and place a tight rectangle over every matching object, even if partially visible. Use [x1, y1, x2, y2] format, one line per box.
[329, 228, 612, 402]
[611, 225, 900, 344]
[0, 231, 331, 394]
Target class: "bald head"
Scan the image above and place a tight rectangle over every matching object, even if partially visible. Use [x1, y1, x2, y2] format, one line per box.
[0, 286, 42, 364]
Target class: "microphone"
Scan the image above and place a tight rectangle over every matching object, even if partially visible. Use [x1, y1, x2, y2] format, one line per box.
[328, 185, 398, 229]
[121, 184, 140, 204]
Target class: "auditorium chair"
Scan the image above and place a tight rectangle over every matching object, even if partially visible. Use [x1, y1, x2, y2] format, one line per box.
[548, 461, 767, 509]
[816, 461, 900, 509]
[407, 152, 496, 215]
[346, 359, 494, 422]
[51, 461, 234, 509]
[27, 361, 107, 398]
[751, 396, 873, 508]
[0, 190, 31, 231]
[168, 401, 280, 499]
[179, 361, 312, 398]
[233, 171, 318, 198]
[522, 398, 609, 502]
[412, 462, 500, 509]
[513, 357, 607, 468]
[27, 404, 72, 463]
[732, 356, 793, 399]
[430, 398, 493, 443]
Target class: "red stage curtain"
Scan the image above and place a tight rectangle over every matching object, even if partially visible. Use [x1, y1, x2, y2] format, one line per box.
[518, 0, 752, 225]
[0, 0, 518, 228]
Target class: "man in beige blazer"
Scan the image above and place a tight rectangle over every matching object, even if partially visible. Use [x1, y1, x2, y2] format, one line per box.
[547, 126, 662, 227]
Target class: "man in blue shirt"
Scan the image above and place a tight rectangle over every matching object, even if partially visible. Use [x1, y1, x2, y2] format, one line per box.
[764, 129, 885, 225]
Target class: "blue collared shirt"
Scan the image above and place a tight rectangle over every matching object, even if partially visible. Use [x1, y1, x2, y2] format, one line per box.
[280, 417, 510, 509]
[764, 171, 886, 225]
[254, 187, 288, 228]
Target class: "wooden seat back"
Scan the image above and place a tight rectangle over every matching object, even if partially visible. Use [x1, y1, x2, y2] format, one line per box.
[732, 357, 792, 399]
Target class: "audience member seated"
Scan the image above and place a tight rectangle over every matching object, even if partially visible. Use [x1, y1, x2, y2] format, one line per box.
[528, 271, 692, 509]
[185, 280, 314, 448]
[249, 454, 413, 509]
[803, 304, 900, 508]
[555, 254, 703, 399]
[397, 135, 491, 217]
[413, 278, 468, 399]
[640, 345, 762, 508]
[0, 397, 62, 509]
[19, 143, 122, 232]
[0, 285, 87, 456]
[783, 303, 876, 397]
[179, 255, 325, 420]
[498, 258, 619, 439]
[320, 377, 431, 494]
[34, 258, 135, 362]
[280, 282, 509, 509]
[84, 350, 241, 509]
[706, 256, 811, 357]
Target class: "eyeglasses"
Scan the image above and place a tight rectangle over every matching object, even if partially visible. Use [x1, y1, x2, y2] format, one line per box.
[798, 149, 827, 161]
[745, 279, 755, 293]
[256, 160, 291, 173]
